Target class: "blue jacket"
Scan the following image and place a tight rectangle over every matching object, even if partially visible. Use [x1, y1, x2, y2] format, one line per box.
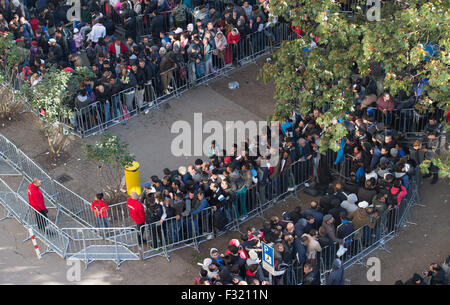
[191, 198, 209, 215]
[335, 137, 346, 165]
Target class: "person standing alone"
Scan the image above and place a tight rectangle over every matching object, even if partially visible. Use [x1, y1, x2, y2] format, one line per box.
[27, 178, 48, 231]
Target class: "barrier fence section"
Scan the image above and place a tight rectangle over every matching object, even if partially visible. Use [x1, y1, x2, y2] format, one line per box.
[318, 166, 421, 284]
[0, 133, 97, 228]
[0, 178, 70, 258]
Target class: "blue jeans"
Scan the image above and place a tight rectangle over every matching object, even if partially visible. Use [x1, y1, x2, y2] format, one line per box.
[186, 216, 198, 239]
[104, 102, 111, 125]
[96, 218, 108, 228]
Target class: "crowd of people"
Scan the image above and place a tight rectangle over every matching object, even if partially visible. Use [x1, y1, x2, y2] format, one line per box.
[2, 0, 290, 130]
[13, 0, 446, 285]
[395, 257, 450, 285]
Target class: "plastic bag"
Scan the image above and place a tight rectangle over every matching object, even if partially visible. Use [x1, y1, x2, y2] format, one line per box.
[228, 81, 239, 90]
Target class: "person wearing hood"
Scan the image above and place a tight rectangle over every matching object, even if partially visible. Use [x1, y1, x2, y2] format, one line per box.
[227, 28, 241, 64]
[394, 162, 410, 189]
[214, 30, 228, 64]
[326, 258, 345, 285]
[197, 258, 219, 281]
[340, 193, 358, 214]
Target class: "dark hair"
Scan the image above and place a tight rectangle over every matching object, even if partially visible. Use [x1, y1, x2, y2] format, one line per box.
[228, 245, 238, 255]
[96, 193, 104, 200]
[200, 269, 208, 277]
[231, 265, 240, 275]
[199, 277, 209, 284]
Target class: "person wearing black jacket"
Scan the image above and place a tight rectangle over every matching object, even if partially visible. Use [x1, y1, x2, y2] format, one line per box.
[94, 84, 112, 124]
[147, 193, 165, 248]
[132, 62, 147, 110]
[150, 10, 165, 44]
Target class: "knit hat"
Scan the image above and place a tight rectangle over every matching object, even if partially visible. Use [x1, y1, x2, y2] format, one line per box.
[48, 38, 56, 44]
[229, 239, 240, 248]
[358, 201, 369, 209]
[390, 148, 398, 157]
[224, 156, 232, 164]
[174, 27, 183, 34]
[323, 214, 333, 223]
[210, 248, 218, 256]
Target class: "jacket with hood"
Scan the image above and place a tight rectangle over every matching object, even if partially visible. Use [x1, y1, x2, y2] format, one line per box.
[227, 28, 241, 44]
[214, 30, 228, 50]
[326, 259, 345, 285]
[348, 208, 377, 230]
[340, 193, 358, 214]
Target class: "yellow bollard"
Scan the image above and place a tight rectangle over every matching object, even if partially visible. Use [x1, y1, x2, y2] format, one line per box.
[124, 161, 141, 196]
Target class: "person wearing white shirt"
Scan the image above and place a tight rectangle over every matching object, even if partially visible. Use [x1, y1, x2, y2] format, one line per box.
[87, 21, 106, 43]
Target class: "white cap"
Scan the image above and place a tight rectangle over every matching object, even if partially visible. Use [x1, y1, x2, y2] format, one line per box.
[358, 201, 369, 209]
[174, 27, 183, 34]
[48, 38, 56, 44]
[74, 28, 79, 33]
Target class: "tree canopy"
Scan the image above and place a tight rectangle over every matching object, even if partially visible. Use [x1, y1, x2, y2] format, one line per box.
[261, 0, 449, 154]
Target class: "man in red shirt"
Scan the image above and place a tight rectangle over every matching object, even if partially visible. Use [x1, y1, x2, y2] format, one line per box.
[27, 178, 48, 231]
[126, 192, 146, 244]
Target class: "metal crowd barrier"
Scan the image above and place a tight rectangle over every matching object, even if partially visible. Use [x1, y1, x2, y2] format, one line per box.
[63, 227, 141, 270]
[74, 65, 189, 137]
[319, 166, 421, 283]
[0, 178, 70, 258]
[67, 22, 296, 137]
[0, 133, 95, 227]
[140, 207, 214, 261]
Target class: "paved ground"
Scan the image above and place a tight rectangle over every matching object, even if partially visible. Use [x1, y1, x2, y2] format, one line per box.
[0, 57, 449, 285]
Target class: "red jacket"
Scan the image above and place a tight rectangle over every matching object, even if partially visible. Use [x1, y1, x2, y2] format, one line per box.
[376, 95, 395, 112]
[27, 183, 46, 211]
[91, 199, 108, 218]
[127, 198, 145, 224]
[390, 186, 407, 206]
[227, 31, 241, 44]
[108, 42, 127, 55]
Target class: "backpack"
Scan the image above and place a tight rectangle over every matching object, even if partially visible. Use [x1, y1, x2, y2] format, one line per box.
[387, 186, 402, 206]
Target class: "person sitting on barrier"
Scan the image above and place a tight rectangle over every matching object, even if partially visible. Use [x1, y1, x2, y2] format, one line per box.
[27, 178, 49, 232]
[91, 193, 109, 228]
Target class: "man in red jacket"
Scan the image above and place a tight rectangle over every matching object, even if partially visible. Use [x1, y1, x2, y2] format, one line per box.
[27, 178, 48, 231]
[126, 192, 146, 244]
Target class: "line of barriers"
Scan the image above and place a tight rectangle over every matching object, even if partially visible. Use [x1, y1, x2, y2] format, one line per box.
[0, 130, 427, 281]
[0, 133, 98, 228]
[69, 22, 296, 137]
[0, 129, 316, 269]
[318, 165, 422, 284]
